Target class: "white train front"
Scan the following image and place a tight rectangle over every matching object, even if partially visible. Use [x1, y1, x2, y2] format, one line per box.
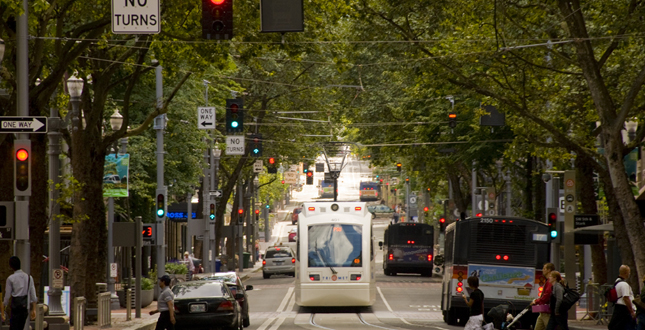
[294, 202, 376, 307]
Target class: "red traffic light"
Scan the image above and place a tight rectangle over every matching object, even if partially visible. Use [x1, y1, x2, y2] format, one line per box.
[548, 213, 557, 223]
[16, 149, 29, 161]
[268, 157, 276, 165]
[238, 208, 243, 214]
[424, 207, 429, 212]
[380, 179, 383, 183]
[255, 209, 259, 214]
[307, 171, 313, 177]
[448, 113, 457, 119]
[281, 180, 285, 184]
[439, 217, 446, 223]
[230, 103, 239, 113]
[210, 0, 225, 4]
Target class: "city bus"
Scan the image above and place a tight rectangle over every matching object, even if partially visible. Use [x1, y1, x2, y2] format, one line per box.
[295, 202, 376, 307]
[380, 222, 434, 277]
[359, 181, 381, 201]
[441, 216, 551, 326]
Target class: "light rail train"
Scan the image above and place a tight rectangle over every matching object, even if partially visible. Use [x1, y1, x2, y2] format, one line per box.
[295, 202, 376, 307]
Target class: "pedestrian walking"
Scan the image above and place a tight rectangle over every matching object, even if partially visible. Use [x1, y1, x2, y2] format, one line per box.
[545, 271, 569, 330]
[530, 262, 555, 330]
[635, 275, 645, 330]
[462, 276, 484, 330]
[149, 275, 175, 330]
[3, 256, 37, 330]
[183, 252, 195, 281]
[608, 265, 636, 330]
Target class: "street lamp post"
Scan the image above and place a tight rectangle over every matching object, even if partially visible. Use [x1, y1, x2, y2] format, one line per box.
[107, 109, 124, 309]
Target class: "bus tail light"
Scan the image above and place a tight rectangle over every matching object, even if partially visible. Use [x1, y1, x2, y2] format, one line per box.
[456, 287, 463, 293]
[350, 274, 361, 281]
[355, 207, 362, 211]
[457, 282, 463, 287]
[388, 254, 393, 260]
[427, 254, 433, 262]
[309, 274, 320, 281]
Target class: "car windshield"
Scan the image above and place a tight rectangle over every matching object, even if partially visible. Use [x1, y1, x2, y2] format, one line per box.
[172, 282, 228, 298]
[198, 273, 237, 284]
[308, 224, 362, 268]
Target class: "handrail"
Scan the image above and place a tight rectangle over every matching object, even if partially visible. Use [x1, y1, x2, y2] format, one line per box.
[97, 292, 112, 327]
[74, 297, 86, 330]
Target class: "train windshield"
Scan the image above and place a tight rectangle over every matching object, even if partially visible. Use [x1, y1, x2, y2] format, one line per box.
[308, 224, 363, 268]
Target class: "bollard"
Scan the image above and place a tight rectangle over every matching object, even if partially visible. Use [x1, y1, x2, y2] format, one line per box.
[35, 304, 45, 330]
[126, 288, 132, 321]
[97, 292, 112, 327]
[74, 297, 86, 330]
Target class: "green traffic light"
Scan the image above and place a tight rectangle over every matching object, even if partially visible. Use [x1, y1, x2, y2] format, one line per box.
[550, 230, 558, 238]
[231, 121, 239, 128]
[254, 148, 259, 154]
[210, 214, 215, 220]
[265, 205, 270, 208]
[157, 209, 165, 217]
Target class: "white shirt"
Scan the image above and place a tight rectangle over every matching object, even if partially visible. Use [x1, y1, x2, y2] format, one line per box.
[184, 256, 195, 272]
[615, 277, 634, 306]
[3, 270, 37, 307]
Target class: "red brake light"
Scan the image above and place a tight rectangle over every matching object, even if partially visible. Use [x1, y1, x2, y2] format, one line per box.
[262, 260, 266, 265]
[427, 254, 433, 262]
[456, 287, 463, 293]
[355, 207, 362, 211]
[356, 276, 361, 280]
[496, 255, 501, 260]
[275, 247, 280, 250]
[217, 301, 234, 311]
[292, 258, 295, 263]
[388, 254, 393, 260]
[503, 255, 509, 261]
[308, 207, 315, 211]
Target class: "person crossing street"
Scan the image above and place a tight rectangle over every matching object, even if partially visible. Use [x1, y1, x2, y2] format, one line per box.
[149, 275, 175, 330]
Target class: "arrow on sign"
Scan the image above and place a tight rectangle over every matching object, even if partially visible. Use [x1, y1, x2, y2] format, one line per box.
[201, 121, 213, 127]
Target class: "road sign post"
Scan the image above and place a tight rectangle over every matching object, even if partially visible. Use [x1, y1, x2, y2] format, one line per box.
[0, 116, 47, 133]
[563, 170, 576, 320]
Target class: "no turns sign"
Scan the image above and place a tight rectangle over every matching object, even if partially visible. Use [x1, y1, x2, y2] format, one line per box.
[112, 0, 160, 34]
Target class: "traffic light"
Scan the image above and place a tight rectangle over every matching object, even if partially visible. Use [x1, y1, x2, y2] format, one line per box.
[306, 171, 313, 185]
[547, 207, 559, 242]
[238, 208, 243, 215]
[226, 98, 244, 133]
[281, 180, 285, 184]
[396, 162, 402, 172]
[255, 209, 260, 221]
[201, 0, 233, 40]
[267, 157, 277, 173]
[210, 203, 216, 220]
[250, 133, 262, 157]
[449, 112, 457, 128]
[156, 191, 166, 218]
[439, 216, 446, 232]
[14, 139, 31, 196]
[405, 177, 410, 183]
[423, 206, 429, 218]
[303, 162, 309, 173]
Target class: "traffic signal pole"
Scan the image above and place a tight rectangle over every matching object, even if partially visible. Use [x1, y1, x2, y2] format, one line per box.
[154, 63, 166, 293]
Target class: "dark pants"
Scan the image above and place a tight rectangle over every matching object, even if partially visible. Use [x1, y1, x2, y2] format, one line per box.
[609, 304, 636, 330]
[155, 311, 175, 330]
[545, 312, 569, 330]
[10, 309, 28, 330]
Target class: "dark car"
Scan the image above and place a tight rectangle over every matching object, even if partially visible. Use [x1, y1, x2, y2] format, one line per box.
[291, 207, 302, 225]
[193, 272, 253, 327]
[172, 281, 243, 330]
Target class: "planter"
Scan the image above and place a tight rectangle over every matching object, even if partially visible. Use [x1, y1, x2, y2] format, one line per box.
[117, 288, 154, 308]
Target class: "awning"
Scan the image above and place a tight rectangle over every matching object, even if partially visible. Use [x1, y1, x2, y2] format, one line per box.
[573, 223, 614, 233]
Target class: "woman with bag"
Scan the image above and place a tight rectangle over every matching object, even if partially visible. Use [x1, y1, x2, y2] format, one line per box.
[545, 271, 569, 330]
[531, 263, 555, 330]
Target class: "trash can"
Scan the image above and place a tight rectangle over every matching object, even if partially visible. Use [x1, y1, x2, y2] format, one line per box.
[215, 258, 221, 272]
[243, 252, 251, 269]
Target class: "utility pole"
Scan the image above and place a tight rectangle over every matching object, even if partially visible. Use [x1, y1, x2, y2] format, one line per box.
[238, 181, 244, 272]
[264, 199, 270, 243]
[154, 62, 166, 294]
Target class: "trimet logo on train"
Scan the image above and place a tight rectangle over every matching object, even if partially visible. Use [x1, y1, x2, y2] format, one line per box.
[112, 0, 160, 34]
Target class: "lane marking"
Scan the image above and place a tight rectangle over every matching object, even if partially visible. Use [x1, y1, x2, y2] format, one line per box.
[256, 287, 294, 330]
[377, 287, 433, 328]
[267, 291, 295, 330]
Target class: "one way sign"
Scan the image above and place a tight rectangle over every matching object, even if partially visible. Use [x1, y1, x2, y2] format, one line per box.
[197, 107, 216, 129]
[0, 116, 48, 133]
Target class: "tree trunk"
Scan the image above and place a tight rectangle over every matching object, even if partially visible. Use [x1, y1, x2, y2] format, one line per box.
[523, 156, 534, 216]
[575, 155, 607, 285]
[69, 128, 107, 304]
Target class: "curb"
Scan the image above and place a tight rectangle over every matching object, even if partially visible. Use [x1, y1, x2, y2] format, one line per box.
[120, 317, 158, 330]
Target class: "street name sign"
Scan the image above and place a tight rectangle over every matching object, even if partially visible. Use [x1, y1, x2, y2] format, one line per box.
[284, 171, 298, 184]
[0, 116, 47, 133]
[112, 0, 160, 34]
[226, 135, 245, 155]
[254, 160, 263, 173]
[197, 107, 216, 129]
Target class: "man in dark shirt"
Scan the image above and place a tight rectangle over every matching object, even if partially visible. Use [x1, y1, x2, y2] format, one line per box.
[463, 276, 484, 330]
